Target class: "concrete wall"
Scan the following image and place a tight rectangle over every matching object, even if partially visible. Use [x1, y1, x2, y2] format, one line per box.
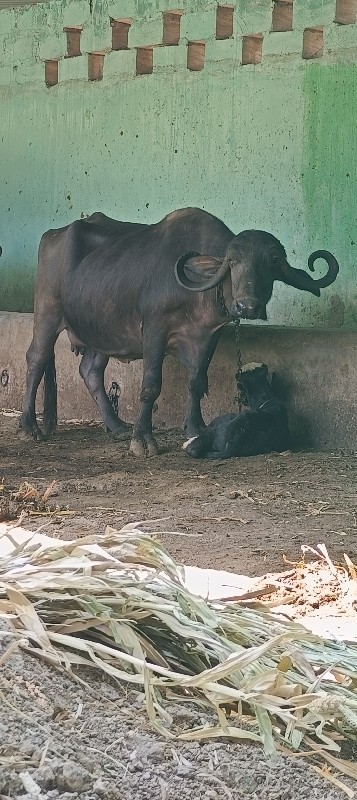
[0, 0, 356, 328]
[0, 313, 356, 449]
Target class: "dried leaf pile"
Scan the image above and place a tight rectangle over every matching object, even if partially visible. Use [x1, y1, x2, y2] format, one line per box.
[257, 543, 357, 625]
[0, 480, 69, 521]
[0, 523, 357, 785]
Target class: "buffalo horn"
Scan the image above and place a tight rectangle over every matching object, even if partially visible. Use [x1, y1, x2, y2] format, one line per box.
[280, 250, 339, 296]
[174, 252, 230, 292]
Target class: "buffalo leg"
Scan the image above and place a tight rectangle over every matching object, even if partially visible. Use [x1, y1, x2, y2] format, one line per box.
[42, 355, 57, 436]
[183, 330, 222, 437]
[21, 318, 61, 441]
[130, 340, 165, 457]
[79, 349, 131, 435]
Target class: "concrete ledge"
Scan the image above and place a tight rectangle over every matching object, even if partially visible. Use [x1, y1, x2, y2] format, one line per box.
[0, 312, 356, 450]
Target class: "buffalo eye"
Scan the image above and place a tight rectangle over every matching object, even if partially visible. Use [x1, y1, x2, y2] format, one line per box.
[270, 255, 282, 271]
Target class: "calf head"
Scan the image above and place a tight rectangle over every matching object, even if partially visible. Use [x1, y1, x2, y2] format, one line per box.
[236, 362, 271, 408]
[174, 231, 339, 320]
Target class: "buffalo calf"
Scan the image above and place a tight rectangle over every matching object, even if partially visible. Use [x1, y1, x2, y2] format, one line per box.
[183, 363, 289, 459]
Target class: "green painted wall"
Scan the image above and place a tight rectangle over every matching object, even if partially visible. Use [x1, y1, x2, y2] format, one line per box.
[0, 0, 356, 327]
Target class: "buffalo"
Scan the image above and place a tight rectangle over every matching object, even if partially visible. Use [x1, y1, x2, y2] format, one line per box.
[183, 362, 290, 459]
[21, 207, 338, 456]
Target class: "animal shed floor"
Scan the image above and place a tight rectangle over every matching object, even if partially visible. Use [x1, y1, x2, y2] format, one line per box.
[1, 423, 357, 800]
[1, 424, 356, 576]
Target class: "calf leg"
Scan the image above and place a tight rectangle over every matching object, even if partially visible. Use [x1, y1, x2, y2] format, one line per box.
[130, 338, 165, 457]
[21, 317, 61, 442]
[79, 349, 131, 435]
[183, 329, 222, 437]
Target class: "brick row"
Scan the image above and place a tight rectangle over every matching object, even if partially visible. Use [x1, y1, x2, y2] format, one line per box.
[43, 1, 356, 86]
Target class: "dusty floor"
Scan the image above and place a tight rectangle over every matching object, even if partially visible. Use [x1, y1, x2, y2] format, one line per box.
[2, 638, 355, 800]
[1, 423, 356, 576]
[1, 423, 357, 799]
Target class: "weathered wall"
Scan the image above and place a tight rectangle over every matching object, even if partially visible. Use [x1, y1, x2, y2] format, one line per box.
[0, 0, 356, 328]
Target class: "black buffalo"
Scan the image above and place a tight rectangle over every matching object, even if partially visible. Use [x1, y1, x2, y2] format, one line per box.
[183, 362, 290, 459]
[21, 207, 338, 456]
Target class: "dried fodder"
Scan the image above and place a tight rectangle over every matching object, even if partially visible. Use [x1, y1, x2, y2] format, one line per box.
[0, 480, 71, 521]
[252, 542, 357, 622]
[0, 521, 357, 786]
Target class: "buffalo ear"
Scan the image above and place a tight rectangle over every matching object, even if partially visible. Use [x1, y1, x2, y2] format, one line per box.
[175, 252, 230, 292]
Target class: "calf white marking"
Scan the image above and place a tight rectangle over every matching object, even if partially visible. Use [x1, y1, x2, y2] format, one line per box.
[182, 436, 198, 450]
[241, 362, 263, 373]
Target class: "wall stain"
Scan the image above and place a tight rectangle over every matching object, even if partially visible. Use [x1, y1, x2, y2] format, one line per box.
[328, 294, 345, 328]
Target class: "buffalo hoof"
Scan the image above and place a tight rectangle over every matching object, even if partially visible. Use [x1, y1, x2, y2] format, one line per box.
[19, 414, 46, 442]
[146, 438, 159, 456]
[33, 430, 46, 443]
[18, 425, 45, 443]
[129, 436, 159, 457]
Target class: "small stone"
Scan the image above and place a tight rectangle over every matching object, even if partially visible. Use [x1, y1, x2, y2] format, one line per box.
[33, 765, 55, 789]
[56, 760, 92, 793]
[139, 741, 167, 764]
[176, 764, 195, 777]
[19, 740, 36, 756]
[100, 682, 120, 701]
[76, 753, 95, 772]
[95, 781, 121, 800]
[93, 777, 107, 796]
[170, 706, 199, 728]
[52, 696, 68, 714]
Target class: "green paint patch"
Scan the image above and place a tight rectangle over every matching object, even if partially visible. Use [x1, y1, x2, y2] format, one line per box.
[302, 64, 357, 327]
[0, 267, 34, 314]
[302, 64, 357, 260]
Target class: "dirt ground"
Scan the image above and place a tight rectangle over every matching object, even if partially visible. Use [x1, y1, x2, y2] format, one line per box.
[3, 637, 354, 800]
[1, 423, 356, 576]
[1, 423, 357, 800]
